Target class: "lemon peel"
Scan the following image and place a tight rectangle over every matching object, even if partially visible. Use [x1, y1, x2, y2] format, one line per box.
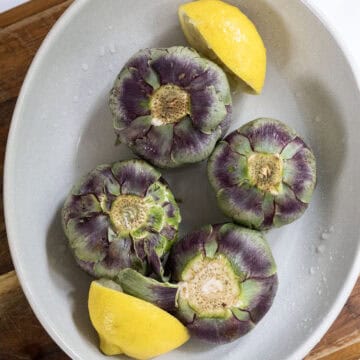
[179, 0, 266, 93]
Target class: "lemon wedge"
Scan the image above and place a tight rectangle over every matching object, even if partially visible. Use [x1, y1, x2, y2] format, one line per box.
[88, 280, 189, 360]
[179, 0, 266, 93]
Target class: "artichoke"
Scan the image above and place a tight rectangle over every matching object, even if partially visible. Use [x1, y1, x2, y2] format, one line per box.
[109, 46, 232, 168]
[116, 223, 278, 344]
[208, 118, 316, 230]
[62, 159, 181, 279]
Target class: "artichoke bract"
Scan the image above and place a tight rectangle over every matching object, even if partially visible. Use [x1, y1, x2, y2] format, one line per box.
[109, 46, 232, 168]
[208, 118, 316, 230]
[62, 159, 181, 279]
[116, 223, 278, 344]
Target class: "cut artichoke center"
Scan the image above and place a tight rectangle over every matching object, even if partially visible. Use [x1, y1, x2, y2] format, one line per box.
[247, 153, 283, 194]
[179, 255, 240, 317]
[150, 84, 190, 125]
[110, 195, 148, 234]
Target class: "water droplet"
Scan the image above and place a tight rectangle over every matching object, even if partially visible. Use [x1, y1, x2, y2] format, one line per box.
[330, 255, 333, 261]
[107, 25, 113, 30]
[81, 63, 89, 71]
[109, 43, 117, 54]
[316, 244, 326, 254]
[314, 115, 321, 123]
[318, 289, 322, 295]
[321, 232, 329, 240]
[99, 46, 105, 57]
[309, 267, 315, 275]
[329, 226, 335, 233]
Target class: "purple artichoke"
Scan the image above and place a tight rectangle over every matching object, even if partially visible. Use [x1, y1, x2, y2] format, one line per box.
[109, 46, 232, 168]
[62, 159, 181, 279]
[208, 118, 317, 230]
[116, 223, 278, 344]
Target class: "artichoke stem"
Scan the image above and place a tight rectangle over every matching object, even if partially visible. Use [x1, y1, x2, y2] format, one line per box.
[179, 254, 241, 318]
[150, 84, 190, 125]
[247, 153, 283, 194]
[109, 195, 148, 234]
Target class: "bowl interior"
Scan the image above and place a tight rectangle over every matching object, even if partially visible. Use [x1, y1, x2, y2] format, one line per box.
[5, 0, 360, 359]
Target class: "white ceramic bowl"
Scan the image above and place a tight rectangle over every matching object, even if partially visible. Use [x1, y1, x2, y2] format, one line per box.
[4, 0, 360, 359]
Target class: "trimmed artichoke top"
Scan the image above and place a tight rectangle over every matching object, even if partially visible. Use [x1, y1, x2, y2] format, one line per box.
[208, 118, 316, 230]
[116, 223, 278, 344]
[62, 159, 181, 279]
[109, 46, 232, 168]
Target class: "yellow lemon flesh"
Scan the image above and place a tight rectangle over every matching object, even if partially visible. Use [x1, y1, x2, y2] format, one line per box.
[88, 280, 190, 360]
[179, 0, 266, 93]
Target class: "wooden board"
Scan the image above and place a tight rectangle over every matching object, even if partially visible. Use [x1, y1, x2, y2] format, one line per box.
[0, 1, 359, 359]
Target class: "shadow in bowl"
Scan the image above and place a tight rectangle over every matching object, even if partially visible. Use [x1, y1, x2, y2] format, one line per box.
[46, 206, 97, 347]
[179, 337, 218, 354]
[153, 25, 187, 48]
[295, 77, 347, 224]
[74, 93, 134, 177]
[163, 162, 228, 237]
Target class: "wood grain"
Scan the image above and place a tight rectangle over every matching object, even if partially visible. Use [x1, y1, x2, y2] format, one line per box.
[0, 0, 73, 103]
[0, 1, 359, 359]
[0, 271, 70, 360]
[0, 0, 69, 28]
[306, 280, 360, 359]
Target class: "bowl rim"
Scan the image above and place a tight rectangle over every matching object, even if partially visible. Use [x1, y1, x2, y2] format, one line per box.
[3, 0, 360, 359]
